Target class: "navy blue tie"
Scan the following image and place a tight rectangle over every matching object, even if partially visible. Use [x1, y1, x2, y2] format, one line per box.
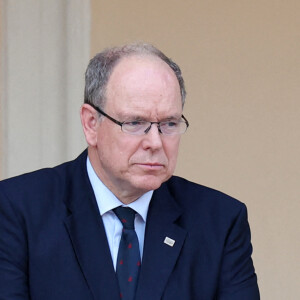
[113, 207, 141, 300]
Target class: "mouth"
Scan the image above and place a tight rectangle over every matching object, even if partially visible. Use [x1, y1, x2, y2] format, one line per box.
[135, 163, 165, 171]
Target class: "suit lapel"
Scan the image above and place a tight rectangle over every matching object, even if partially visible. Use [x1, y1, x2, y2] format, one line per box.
[136, 182, 187, 300]
[63, 151, 120, 300]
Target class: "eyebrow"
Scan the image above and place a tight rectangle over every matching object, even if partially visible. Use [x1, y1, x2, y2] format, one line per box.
[120, 114, 182, 122]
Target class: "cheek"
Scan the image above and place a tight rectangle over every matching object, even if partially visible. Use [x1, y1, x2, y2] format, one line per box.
[102, 134, 139, 168]
[164, 138, 181, 168]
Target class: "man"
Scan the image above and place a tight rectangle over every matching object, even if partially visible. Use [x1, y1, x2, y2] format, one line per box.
[0, 43, 259, 299]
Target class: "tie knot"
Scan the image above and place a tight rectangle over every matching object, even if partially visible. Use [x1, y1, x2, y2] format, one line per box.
[113, 206, 136, 230]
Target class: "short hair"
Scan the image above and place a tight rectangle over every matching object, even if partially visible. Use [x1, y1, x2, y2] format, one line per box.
[84, 43, 186, 109]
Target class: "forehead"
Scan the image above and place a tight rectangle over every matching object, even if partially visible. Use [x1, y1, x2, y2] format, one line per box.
[105, 55, 182, 116]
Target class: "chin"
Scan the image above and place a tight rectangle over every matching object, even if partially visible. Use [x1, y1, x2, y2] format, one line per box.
[133, 174, 170, 192]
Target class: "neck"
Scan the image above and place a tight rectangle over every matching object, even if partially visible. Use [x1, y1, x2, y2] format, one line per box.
[87, 147, 145, 204]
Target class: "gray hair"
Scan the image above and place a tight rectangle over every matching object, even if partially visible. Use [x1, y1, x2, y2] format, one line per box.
[84, 43, 186, 109]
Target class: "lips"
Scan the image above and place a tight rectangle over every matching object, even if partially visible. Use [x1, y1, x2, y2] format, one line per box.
[135, 162, 165, 170]
[136, 162, 164, 166]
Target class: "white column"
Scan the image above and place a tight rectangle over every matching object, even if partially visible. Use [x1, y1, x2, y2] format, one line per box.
[1, 0, 90, 179]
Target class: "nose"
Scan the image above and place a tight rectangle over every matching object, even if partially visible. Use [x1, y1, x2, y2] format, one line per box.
[144, 122, 162, 134]
[141, 123, 163, 151]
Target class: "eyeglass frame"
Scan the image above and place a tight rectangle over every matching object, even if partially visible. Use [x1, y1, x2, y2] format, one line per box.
[88, 103, 189, 135]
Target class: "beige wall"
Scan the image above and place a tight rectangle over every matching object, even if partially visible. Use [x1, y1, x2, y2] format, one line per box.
[0, 1, 90, 179]
[91, 1, 299, 299]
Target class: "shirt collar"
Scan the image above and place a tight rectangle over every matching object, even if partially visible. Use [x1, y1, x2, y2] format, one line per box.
[86, 157, 153, 222]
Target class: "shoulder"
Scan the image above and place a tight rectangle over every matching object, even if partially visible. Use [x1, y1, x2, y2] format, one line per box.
[0, 151, 87, 209]
[166, 176, 244, 206]
[164, 175, 246, 219]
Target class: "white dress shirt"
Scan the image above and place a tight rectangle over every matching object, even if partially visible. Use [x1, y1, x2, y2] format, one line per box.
[86, 157, 153, 270]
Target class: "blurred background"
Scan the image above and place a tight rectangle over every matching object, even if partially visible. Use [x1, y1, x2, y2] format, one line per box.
[1, 1, 299, 299]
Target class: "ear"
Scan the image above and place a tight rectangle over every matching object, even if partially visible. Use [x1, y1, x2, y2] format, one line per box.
[80, 104, 99, 147]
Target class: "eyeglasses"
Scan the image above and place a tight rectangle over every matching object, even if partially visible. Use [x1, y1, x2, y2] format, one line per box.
[89, 103, 189, 136]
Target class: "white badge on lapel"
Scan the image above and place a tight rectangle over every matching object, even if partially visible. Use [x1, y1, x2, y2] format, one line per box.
[164, 237, 175, 247]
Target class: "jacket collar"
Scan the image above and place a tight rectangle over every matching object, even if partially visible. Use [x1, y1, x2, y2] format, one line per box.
[136, 181, 187, 300]
[63, 150, 120, 300]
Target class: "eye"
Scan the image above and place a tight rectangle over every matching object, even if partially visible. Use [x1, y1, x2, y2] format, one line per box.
[125, 121, 144, 127]
[165, 121, 179, 127]
[122, 120, 148, 134]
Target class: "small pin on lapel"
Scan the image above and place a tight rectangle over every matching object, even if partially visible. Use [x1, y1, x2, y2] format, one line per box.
[164, 237, 175, 247]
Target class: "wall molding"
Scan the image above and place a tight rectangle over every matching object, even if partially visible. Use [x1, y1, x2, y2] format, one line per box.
[1, 0, 90, 179]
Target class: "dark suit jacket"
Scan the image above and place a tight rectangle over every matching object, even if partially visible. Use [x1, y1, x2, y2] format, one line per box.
[0, 151, 259, 299]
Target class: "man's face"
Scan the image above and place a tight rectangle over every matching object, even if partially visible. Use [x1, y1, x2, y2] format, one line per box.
[91, 55, 183, 202]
